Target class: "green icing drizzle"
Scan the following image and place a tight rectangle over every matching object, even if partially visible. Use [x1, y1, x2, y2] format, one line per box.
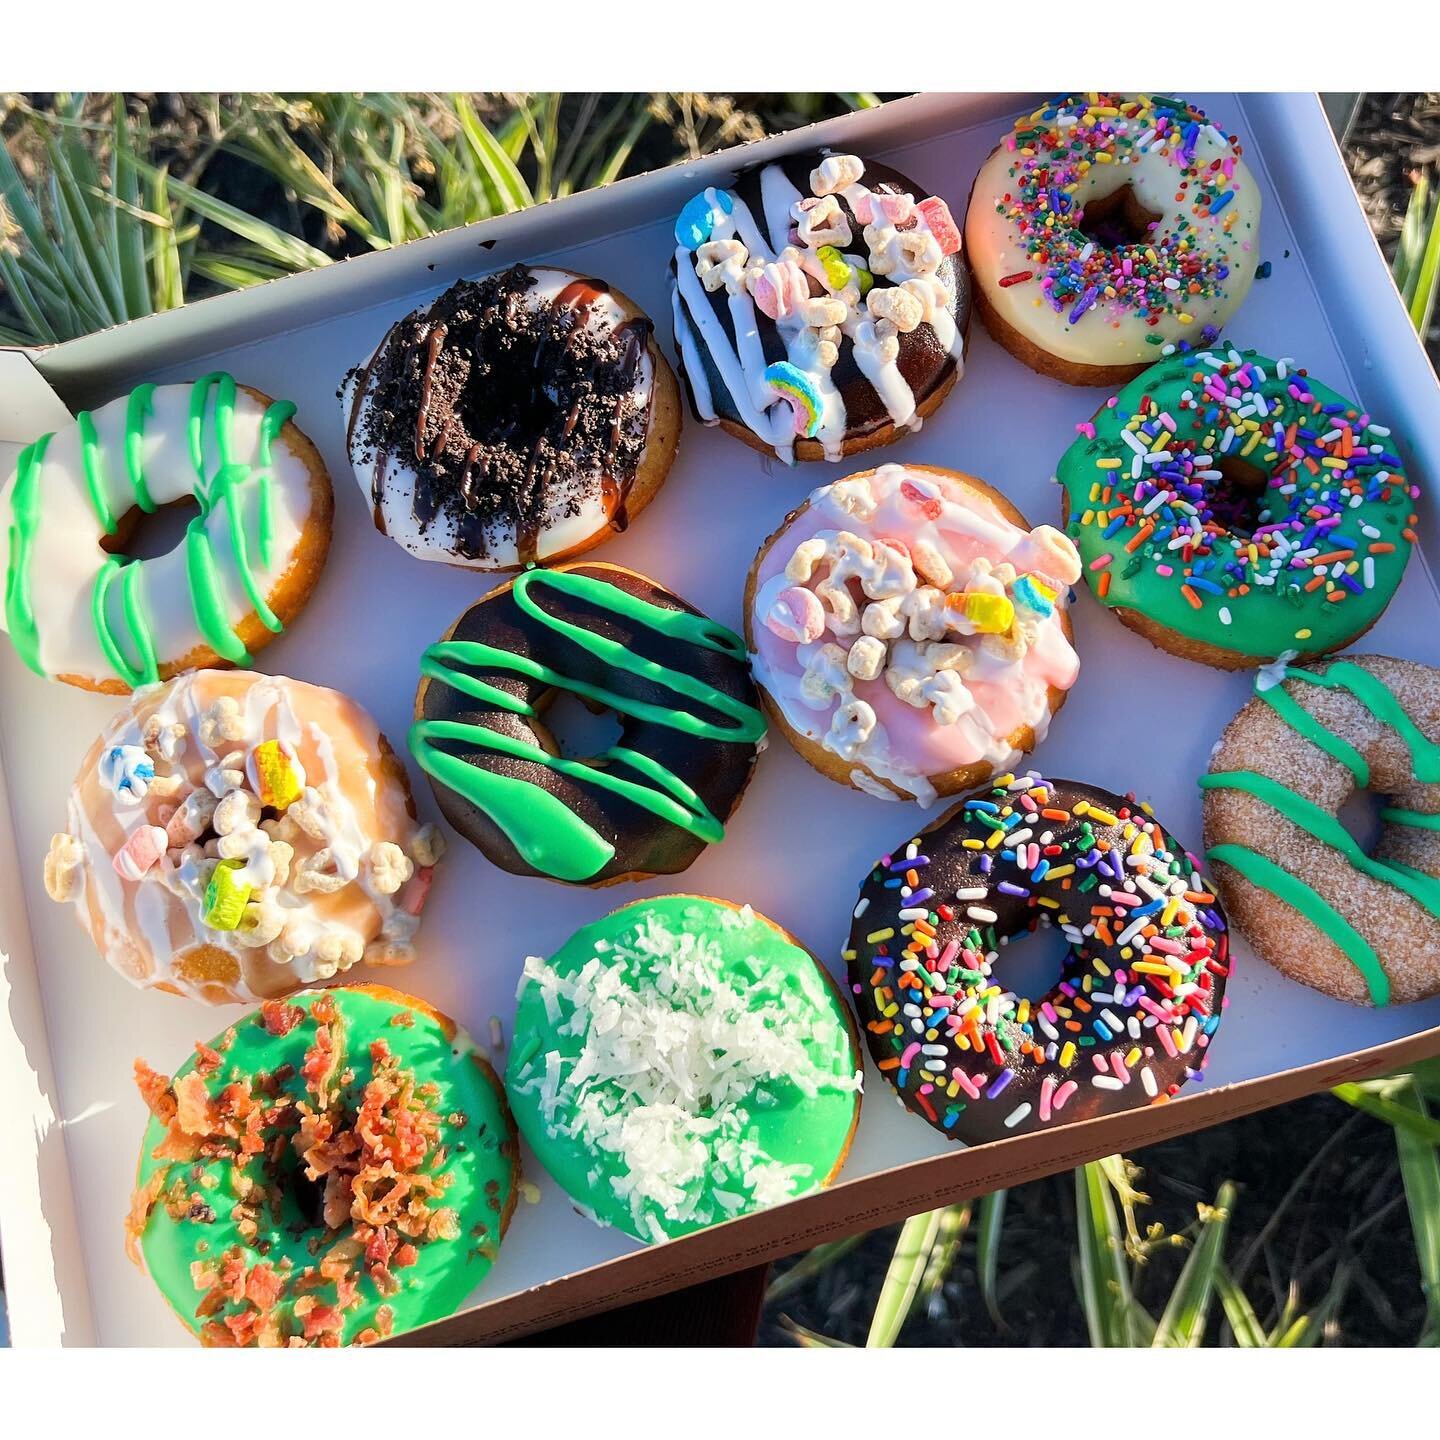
[1205, 842, 1391, 1006]
[3, 435, 52, 677]
[1257, 678, 1369, 785]
[409, 569, 765, 883]
[1380, 807, 1440, 830]
[77, 410, 116, 535]
[1283, 662, 1440, 782]
[124, 383, 157, 512]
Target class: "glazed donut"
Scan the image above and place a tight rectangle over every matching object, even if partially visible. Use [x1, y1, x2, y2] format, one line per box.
[127, 984, 519, 1346]
[344, 264, 680, 569]
[1202, 653, 1440, 1006]
[505, 895, 861, 1243]
[966, 94, 1261, 386]
[845, 771, 1229, 1143]
[44, 670, 442, 1005]
[1056, 345, 1418, 669]
[0, 373, 331, 693]
[410, 562, 765, 885]
[669, 151, 969, 463]
[745, 463, 1081, 804]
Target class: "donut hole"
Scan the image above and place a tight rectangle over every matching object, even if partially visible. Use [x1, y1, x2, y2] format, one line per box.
[532, 688, 625, 762]
[1337, 786, 1387, 856]
[284, 1160, 330, 1231]
[1075, 184, 1162, 251]
[101, 495, 202, 562]
[996, 919, 1070, 1004]
[1207, 456, 1272, 539]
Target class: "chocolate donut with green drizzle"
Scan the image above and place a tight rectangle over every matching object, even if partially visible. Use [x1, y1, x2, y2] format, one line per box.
[409, 562, 766, 885]
[846, 771, 1229, 1144]
[0, 372, 332, 694]
[126, 984, 519, 1347]
[1056, 344, 1418, 669]
[1203, 653, 1440, 1005]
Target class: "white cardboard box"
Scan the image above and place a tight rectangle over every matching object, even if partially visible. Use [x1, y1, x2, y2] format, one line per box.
[4, 92, 1440, 1348]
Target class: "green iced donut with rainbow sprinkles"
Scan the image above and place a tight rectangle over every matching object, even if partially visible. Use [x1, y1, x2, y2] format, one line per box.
[1056, 344, 1418, 669]
[127, 984, 518, 1346]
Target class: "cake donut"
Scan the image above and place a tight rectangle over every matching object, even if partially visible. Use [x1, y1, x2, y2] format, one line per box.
[410, 562, 765, 885]
[44, 670, 443, 1005]
[966, 94, 1261, 385]
[1056, 345, 1418, 668]
[670, 151, 969, 462]
[127, 984, 519, 1346]
[745, 463, 1081, 805]
[344, 264, 680, 569]
[505, 895, 861, 1243]
[845, 772, 1229, 1144]
[1202, 653, 1440, 1006]
[1, 373, 331, 693]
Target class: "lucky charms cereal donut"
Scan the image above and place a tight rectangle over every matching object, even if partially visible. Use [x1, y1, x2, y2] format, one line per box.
[966, 94, 1261, 385]
[44, 670, 442, 1005]
[344, 264, 680, 570]
[670, 151, 968, 462]
[845, 772, 1230, 1143]
[127, 984, 518, 1346]
[1056, 346, 1419, 668]
[745, 463, 1081, 804]
[1202, 653, 1440, 1006]
[505, 895, 861, 1242]
[410, 562, 765, 885]
[0, 373, 332, 693]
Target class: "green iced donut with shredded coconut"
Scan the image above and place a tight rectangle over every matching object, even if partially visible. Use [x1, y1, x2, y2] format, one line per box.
[505, 894, 862, 1243]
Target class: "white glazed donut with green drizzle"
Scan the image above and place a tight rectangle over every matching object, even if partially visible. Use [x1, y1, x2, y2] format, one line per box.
[0, 373, 332, 693]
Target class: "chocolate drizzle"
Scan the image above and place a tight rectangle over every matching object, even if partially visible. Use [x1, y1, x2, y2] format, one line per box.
[349, 265, 652, 564]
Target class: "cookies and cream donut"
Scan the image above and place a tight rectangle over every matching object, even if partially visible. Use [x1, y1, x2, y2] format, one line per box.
[127, 985, 518, 1346]
[344, 264, 680, 569]
[0, 373, 331, 693]
[44, 670, 442, 1005]
[1056, 345, 1418, 668]
[745, 464, 1081, 804]
[846, 772, 1229, 1143]
[1203, 653, 1440, 1006]
[505, 895, 861, 1243]
[670, 151, 969, 462]
[410, 563, 765, 885]
[967, 95, 1261, 385]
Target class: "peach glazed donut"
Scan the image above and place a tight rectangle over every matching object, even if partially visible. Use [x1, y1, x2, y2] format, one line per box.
[344, 263, 680, 569]
[745, 463, 1081, 804]
[1056, 345, 1418, 669]
[127, 984, 518, 1346]
[0, 373, 332, 693]
[44, 670, 443, 1005]
[966, 94, 1261, 386]
[670, 151, 969, 462]
[846, 771, 1230, 1142]
[1202, 653, 1440, 1006]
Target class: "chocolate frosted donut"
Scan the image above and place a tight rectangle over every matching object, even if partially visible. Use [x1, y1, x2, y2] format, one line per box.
[670, 151, 969, 463]
[345, 264, 681, 569]
[845, 771, 1229, 1144]
[409, 562, 766, 885]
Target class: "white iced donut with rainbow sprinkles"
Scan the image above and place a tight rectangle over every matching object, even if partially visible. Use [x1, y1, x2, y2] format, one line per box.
[743, 464, 1082, 803]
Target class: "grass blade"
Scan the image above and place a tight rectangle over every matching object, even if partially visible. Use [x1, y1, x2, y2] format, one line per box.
[1333, 1082, 1440, 1144]
[764, 1233, 866, 1307]
[1074, 1160, 1137, 1346]
[111, 97, 151, 319]
[867, 1208, 943, 1347]
[1392, 1079, 1440, 1344]
[1394, 171, 1430, 301]
[781, 1318, 853, 1348]
[148, 165, 184, 313]
[1216, 1263, 1267, 1347]
[1152, 1181, 1235, 1347]
[453, 94, 532, 214]
[918, 1202, 972, 1307]
[977, 1188, 1007, 1328]
[1408, 180, 1440, 339]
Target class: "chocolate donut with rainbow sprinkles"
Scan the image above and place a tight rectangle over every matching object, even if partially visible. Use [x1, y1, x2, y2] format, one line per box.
[966, 94, 1261, 386]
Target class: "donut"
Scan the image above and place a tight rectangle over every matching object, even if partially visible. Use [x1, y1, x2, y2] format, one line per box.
[845, 771, 1229, 1143]
[126, 984, 519, 1346]
[505, 895, 861, 1243]
[410, 562, 765, 885]
[44, 670, 442, 1005]
[669, 151, 969, 462]
[1056, 345, 1419, 669]
[745, 463, 1081, 805]
[1202, 653, 1440, 1006]
[0, 372, 331, 693]
[344, 264, 680, 569]
[966, 94, 1261, 386]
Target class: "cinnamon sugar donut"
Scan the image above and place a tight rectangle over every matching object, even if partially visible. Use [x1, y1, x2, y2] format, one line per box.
[1202, 653, 1440, 1006]
[44, 670, 443, 1005]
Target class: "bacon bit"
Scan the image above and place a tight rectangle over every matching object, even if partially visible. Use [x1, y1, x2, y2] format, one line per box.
[260, 1000, 306, 1037]
[244, 1261, 285, 1312]
[173, 1072, 216, 1137]
[123, 1168, 170, 1266]
[193, 1043, 223, 1078]
[132, 1059, 176, 1121]
[394, 1243, 419, 1270]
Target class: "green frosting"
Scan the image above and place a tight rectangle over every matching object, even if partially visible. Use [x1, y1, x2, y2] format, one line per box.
[1056, 346, 1416, 660]
[134, 988, 515, 1346]
[505, 896, 860, 1244]
[409, 568, 765, 883]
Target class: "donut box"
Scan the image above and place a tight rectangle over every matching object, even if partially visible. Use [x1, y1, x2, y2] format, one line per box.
[3, 91, 1440, 1347]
